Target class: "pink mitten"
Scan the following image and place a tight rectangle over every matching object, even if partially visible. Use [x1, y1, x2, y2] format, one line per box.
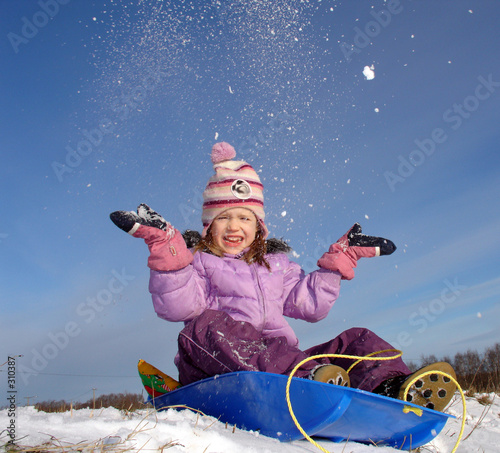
[131, 224, 193, 272]
[110, 204, 193, 272]
[317, 223, 396, 280]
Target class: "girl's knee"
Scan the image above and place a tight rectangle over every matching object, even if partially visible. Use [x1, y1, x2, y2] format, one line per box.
[343, 327, 375, 338]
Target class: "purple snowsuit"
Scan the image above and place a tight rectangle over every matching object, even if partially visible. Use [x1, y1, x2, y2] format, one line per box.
[149, 249, 410, 389]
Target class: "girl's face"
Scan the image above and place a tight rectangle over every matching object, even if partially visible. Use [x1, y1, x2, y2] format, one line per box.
[210, 208, 258, 255]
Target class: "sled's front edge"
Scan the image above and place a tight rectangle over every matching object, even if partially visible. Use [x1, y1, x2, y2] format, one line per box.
[150, 371, 352, 441]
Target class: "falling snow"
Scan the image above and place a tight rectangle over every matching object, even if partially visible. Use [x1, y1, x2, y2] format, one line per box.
[363, 65, 375, 80]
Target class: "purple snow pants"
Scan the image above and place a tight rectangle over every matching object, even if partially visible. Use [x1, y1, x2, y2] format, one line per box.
[176, 310, 411, 392]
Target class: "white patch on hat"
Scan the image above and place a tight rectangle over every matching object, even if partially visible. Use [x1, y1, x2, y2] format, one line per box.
[231, 179, 252, 200]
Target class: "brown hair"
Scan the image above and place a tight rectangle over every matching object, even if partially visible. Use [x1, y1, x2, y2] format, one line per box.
[194, 221, 271, 271]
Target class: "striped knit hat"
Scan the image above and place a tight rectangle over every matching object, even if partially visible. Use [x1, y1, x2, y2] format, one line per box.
[202, 142, 267, 238]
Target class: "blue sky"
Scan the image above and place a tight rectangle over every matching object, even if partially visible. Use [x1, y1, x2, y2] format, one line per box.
[1, 0, 499, 404]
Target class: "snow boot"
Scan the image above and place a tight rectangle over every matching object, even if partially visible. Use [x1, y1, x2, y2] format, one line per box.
[398, 362, 456, 411]
[374, 362, 456, 411]
[311, 364, 350, 387]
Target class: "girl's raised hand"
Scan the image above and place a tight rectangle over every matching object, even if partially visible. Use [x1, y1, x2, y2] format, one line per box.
[317, 224, 396, 280]
[110, 204, 169, 233]
[109, 204, 192, 271]
[344, 223, 396, 256]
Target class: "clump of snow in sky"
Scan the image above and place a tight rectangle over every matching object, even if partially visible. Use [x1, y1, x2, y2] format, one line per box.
[363, 65, 375, 80]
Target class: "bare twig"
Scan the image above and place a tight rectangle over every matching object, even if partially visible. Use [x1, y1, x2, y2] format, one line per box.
[462, 394, 496, 441]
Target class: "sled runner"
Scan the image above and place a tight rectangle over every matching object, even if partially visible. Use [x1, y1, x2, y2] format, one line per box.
[138, 360, 454, 450]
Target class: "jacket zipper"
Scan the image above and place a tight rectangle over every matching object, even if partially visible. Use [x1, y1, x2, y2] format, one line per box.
[250, 263, 266, 329]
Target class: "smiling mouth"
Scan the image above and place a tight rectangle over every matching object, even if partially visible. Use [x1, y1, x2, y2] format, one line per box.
[223, 236, 244, 245]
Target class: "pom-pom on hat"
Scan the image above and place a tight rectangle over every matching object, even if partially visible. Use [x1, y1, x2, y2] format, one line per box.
[202, 142, 268, 238]
[211, 141, 236, 163]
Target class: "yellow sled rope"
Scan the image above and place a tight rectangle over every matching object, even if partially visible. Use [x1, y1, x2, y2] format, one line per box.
[285, 350, 466, 453]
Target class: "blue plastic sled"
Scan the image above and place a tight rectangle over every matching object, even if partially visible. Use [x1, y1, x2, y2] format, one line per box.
[149, 371, 453, 450]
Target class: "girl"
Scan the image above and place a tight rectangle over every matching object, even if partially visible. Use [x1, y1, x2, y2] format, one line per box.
[110, 142, 456, 411]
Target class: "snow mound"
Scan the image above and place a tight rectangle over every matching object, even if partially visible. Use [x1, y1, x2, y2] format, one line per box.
[1, 393, 499, 452]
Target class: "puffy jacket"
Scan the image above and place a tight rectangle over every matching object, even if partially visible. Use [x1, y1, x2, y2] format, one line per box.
[149, 249, 342, 347]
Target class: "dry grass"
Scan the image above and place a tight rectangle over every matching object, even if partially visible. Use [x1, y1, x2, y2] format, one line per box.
[33, 393, 150, 414]
[461, 394, 496, 442]
[475, 394, 494, 406]
[1, 409, 182, 453]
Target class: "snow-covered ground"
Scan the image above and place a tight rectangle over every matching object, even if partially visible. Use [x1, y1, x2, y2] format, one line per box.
[1, 393, 498, 452]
